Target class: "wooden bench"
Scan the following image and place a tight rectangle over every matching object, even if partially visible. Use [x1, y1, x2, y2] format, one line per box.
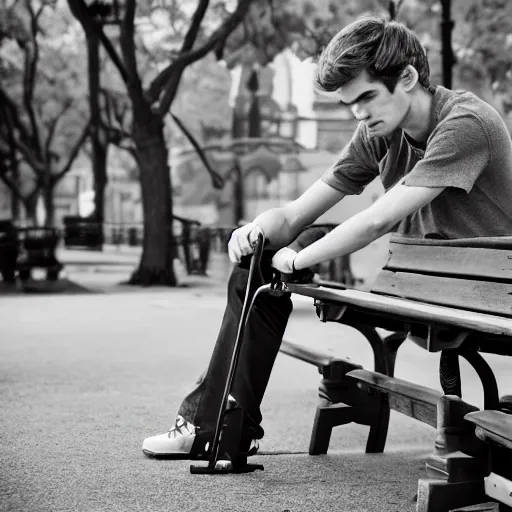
[276, 234, 512, 512]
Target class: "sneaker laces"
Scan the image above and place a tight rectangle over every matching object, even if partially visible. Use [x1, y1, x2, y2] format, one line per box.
[167, 415, 196, 439]
[247, 439, 259, 456]
[167, 405, 261, 456]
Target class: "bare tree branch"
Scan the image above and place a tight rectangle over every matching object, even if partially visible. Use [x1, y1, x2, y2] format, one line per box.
[44, 100, 73, 161]
[0, 89, 45, 174]
[67, 0, 130, 84]
[170, 113, 224, 189]
[119, 0, 143, 99]
[147, 0, 253, 103]
[13, 135, 46, 174]
[0, 139, 30, 205]
[155, 71, 183, 116]
[22, 0, 43, 153]
[0, 169, 25, 202]
[52, 120, 90, 184]
[0, 87, 32, 144]
[181, 0, 210, 53]
[151, 0, 211, 112]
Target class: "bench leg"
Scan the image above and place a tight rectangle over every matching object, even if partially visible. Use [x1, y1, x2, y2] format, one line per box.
[440, 350, 462, 397]
[352, 326, 406, 453]
[309, 401, 355, 455]
[416, 479, 487, 512]
[309, 358, 363, 455]
[418, 395, 490, 512]
[365, 393, 390, 453]
[309, 352, 396, 455]
[459, 350, 500, 410]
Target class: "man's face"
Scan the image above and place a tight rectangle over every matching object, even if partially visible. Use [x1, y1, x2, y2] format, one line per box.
[337, 69, 410, 137]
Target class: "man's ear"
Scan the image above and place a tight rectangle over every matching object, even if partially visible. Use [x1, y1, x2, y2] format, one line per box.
[401, 65, 419, 92]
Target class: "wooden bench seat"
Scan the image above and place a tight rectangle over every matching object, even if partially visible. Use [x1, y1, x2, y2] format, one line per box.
[286, 285, 512, 338]
[275, 235, 512, 512]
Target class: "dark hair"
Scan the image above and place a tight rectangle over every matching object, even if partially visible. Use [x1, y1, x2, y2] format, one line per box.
[315, 17, 430, 93]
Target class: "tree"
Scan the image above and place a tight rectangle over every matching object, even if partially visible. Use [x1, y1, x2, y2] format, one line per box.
[451, 0, 512, 124]
[68, 0, 255, 286]
[0, 0, 90, 226]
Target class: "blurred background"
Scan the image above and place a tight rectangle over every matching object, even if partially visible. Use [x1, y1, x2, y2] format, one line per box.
[1, 0, 511, 287]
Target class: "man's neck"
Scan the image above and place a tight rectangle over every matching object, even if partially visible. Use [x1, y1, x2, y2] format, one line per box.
[401, 86, 434, 142]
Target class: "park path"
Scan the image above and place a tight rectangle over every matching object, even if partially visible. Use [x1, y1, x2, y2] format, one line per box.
[1, 245, 510, 511]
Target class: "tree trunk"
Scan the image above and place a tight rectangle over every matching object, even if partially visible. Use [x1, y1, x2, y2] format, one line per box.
[92, 139, 108, 222]
[87, 31, 108, 223]
[42, 183, 55, 227]
[10, 165, 21, 221]
[128, 113, 177, 286]
[23, 193, 38, 226]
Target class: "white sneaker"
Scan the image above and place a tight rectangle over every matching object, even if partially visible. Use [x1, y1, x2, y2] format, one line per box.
[142, 398, 261, 459]
[142, 415, 197, 459]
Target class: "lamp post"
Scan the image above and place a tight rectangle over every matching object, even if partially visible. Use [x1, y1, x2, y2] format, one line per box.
[440, 0, 455, 89]
[83, 0, 122, 229]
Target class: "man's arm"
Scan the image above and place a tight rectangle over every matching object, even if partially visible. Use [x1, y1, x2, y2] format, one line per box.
[292, 182, 445, 270]
[252, 179, 346, 249]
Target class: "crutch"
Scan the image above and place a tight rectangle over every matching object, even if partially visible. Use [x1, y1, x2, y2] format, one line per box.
[190, 232, 266, 474]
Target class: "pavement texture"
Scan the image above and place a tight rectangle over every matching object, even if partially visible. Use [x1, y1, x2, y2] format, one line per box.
[1, 244, 511, 512]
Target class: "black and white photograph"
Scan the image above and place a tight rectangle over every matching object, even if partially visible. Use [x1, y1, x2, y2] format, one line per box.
[1, 0, 512, 510]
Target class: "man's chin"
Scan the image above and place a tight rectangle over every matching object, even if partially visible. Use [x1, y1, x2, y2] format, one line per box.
[368, 125, 392, 137]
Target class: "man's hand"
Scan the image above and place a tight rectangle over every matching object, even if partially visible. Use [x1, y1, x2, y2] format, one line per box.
[228, 223, 264, 263]
[271, 247, 298, 274]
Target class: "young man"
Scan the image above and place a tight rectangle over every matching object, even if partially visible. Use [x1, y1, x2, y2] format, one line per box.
[143, 16, 512, 459]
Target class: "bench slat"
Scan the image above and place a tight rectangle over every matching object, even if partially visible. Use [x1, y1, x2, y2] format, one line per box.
[373, 270, 512, 318]
[280, 339, 338, 367]
[283, 284, 512, 337]
[347, 369, 442, 427]
[386, 243, 512, 281]
[464, 411, 512, 450]
[390, 234, 512, 249]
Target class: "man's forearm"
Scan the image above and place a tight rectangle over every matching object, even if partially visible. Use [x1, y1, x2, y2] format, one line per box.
[293, 212, 387, 270]
[253, 208, 307, 250]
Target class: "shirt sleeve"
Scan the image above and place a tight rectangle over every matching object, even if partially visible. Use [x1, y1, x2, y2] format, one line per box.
[404, 111, 491, 193]
[322, 122, 380, 195]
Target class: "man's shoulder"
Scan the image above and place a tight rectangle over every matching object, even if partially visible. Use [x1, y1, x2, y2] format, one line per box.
[434, 86, 502, 130]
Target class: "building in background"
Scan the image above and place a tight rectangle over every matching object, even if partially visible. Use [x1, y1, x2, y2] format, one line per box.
[172, 46, 383, 227]
[0, 47, 381, 229]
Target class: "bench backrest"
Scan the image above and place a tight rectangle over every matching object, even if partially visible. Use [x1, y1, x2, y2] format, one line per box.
[371, 235, 512, 318]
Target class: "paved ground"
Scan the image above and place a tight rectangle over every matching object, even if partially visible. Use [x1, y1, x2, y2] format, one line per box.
[1, 244, 510, 512]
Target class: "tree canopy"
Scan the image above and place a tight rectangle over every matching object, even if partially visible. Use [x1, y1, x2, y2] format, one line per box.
[0, 0, 89, 223]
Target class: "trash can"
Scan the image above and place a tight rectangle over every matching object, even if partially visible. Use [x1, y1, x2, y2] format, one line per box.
[128, 227, 138, 246]
[0, 220, 18, 283]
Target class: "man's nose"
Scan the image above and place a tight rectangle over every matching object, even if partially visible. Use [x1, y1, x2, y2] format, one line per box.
[351, 103, 369, 121]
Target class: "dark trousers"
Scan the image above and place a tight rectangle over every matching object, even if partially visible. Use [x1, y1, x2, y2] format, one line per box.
[176, 225, 334, 441]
